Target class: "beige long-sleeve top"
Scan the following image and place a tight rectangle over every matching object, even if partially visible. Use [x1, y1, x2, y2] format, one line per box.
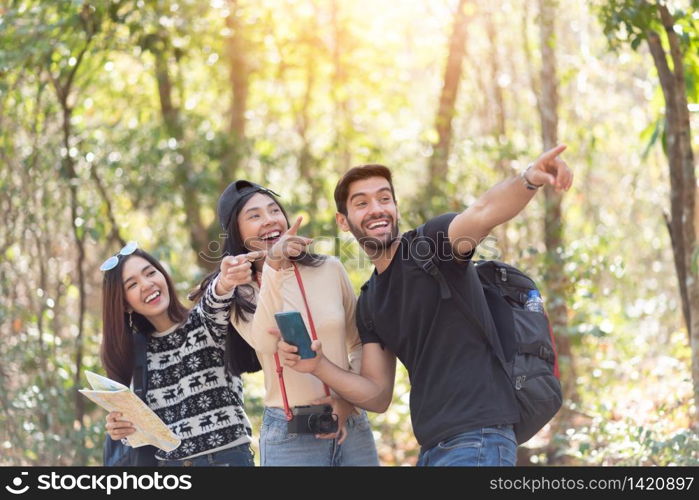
[231, 257, 363, 409]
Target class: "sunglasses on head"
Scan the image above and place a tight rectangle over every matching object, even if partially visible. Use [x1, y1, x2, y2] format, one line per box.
[100, 241, 138, 272]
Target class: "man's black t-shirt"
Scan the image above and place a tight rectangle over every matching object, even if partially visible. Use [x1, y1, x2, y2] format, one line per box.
[356, 213, 519, 449]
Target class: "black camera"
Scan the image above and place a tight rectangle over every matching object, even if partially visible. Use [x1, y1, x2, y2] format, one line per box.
[287, 404, 338, 434]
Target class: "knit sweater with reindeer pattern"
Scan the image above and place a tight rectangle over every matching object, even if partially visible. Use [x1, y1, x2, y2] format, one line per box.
[145, 278, 251, 461]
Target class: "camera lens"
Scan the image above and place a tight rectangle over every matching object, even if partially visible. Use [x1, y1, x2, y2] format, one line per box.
[309, 412, 338, 434]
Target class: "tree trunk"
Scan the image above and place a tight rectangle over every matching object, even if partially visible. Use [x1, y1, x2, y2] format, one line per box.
[331, 0, 350, 257]
[647, 3, 698, 426]
[427, 0, 469, 199]
[153, 46, 212, 269]
[536, 0, 577, 410]
[485, 7, 506, 143]
[90, 165, 125, 247]
[484, 4, 511, 260]
[222, 0, 249, 191]
[53, 84, 88, 466]
[296, 43, 320, 214]
[331, 0, 352, 176]
[46, 21, 94, 463]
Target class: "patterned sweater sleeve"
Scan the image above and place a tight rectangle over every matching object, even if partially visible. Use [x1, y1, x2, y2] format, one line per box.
[195, 274, 235, 346]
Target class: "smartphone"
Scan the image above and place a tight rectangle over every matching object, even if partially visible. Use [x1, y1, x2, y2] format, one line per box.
[274, 311, 315, 359]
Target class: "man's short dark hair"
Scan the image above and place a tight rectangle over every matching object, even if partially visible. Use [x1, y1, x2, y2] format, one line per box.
[334, 164, 396, 215]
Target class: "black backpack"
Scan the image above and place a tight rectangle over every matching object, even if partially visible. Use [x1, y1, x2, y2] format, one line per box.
[103, 331, 158, 466]
[412, 225, 562, 444]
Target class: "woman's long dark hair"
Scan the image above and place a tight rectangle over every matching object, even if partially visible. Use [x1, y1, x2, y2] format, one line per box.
[101, 249, 189, 385]
[190, 190, 324, 375]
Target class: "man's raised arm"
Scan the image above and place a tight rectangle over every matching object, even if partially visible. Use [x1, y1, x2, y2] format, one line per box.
[448, 144, 573, 256]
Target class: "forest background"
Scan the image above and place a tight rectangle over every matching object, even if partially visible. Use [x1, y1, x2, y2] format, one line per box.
[1, 0, 698, 466]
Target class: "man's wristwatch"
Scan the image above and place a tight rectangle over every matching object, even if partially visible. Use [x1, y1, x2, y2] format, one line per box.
[521, 164, 544, 190]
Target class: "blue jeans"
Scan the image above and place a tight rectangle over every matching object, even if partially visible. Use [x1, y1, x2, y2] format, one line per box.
[157, 442, 254, 467]
[417, 425, 517, 467]
[260, 406, 380, 466]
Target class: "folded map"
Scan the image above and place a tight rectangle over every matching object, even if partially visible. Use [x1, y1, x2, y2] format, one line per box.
[80, 371, 180, 452]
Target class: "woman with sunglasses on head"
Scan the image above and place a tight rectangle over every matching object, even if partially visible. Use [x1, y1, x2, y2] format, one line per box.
[191, 181, 379, 466]
[100, 242, 257, 466]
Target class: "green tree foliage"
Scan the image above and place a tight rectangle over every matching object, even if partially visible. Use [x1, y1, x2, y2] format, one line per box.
[597, 0, 699, 433]
[1, 0, 697, 465]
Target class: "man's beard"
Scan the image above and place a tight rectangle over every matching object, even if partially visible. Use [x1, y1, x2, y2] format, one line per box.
[347, 215, 399, 257]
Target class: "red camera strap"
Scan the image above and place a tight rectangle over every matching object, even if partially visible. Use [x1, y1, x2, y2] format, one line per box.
[293, 263, 331, 395]
[273, 354, 293, 421]
[259, 264, 330, 422]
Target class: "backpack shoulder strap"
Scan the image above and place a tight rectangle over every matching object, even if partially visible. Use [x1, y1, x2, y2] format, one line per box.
[132, 332, 148, 402]
[414, 224, 451, 300]
[413, 226, 508, 369]
[358, 281, 377, 335]
[451, 263, 509, 368]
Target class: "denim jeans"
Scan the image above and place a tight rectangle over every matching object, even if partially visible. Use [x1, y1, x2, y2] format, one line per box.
[260, 406, 380, 466]
[157, 442, 254, 467]
[417, 425, 517, 467]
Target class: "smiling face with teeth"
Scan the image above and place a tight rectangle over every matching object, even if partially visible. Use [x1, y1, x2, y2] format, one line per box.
[102, 248, 189, 382]
[336, 176, 399, 254]
[237, 193, 289, 253]
[122, 255, 172, 330]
